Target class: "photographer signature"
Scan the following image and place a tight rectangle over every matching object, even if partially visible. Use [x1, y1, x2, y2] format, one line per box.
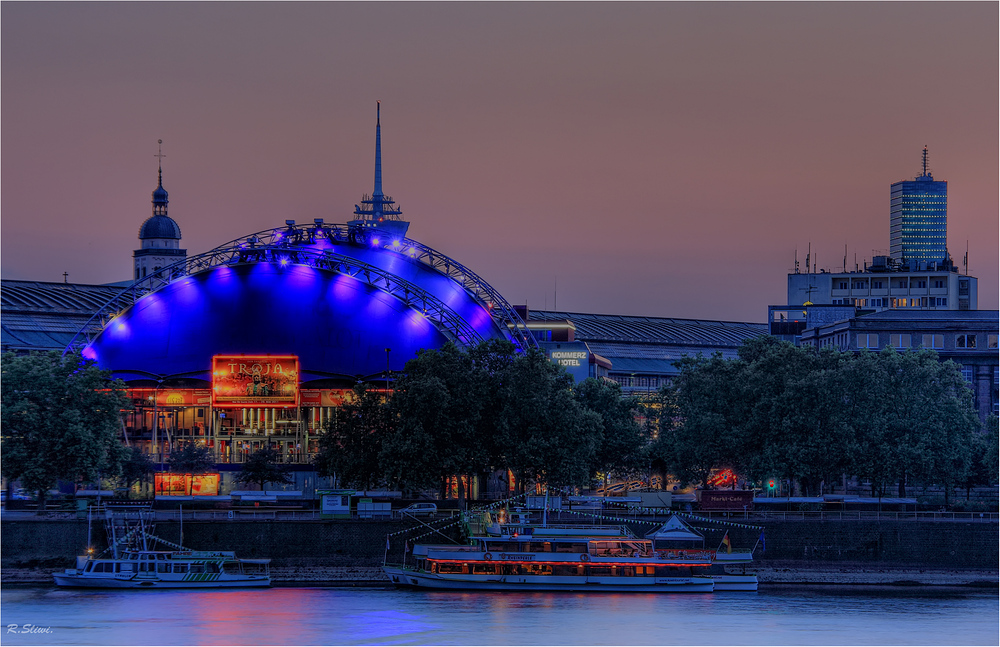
[7, 624, 53, 634]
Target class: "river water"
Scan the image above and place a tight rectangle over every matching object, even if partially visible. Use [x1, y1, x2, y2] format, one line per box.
[1, 585, 997, 646]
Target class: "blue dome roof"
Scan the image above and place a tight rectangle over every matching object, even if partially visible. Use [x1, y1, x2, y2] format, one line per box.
[138, 215, 182, 239]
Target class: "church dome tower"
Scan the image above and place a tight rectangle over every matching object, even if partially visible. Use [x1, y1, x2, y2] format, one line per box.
[134, 141, 186, 280]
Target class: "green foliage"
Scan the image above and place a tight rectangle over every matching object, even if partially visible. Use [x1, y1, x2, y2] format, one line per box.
[382, 343, 487, 499]
[380, 340, 604, 496]
[314, 383, 392, 490]
[650, 353, 750, 488]
[651, 338, 983, 497]
[168, 442, 215, 473]
[493, 349, 601, 491]
[1, 351, 131, 509]
[574, 378, 648, 482]
[119, 447, 155, 494]
[235, 447, 293, 491]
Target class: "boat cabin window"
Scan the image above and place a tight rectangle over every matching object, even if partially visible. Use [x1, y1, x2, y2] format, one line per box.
[120, 563, 134, 572]
[84, 562, 94, 572]
[206, 563, 220, 574]
[157, 554, 167, 560]
[173, 564, 189, 574]
[127, 553, 138, 560]
[157, 563, 171, 573]
[92, 562, 115, 573]
[190, 564, 206, 574]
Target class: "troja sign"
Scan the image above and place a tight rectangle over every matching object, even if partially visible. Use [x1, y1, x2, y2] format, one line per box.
[212, 355, 299, 407]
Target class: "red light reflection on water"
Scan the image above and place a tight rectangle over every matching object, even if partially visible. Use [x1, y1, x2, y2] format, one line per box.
[164, 588, 322, 645]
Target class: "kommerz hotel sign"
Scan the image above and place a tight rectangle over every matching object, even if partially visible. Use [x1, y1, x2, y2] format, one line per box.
[212, 355, 299, 407]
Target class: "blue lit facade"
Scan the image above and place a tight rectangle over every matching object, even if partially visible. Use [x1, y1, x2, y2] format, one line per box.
[56, 107, 533, 468]
[889, 150, 947, 264]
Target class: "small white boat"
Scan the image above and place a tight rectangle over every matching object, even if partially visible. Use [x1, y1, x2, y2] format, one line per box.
[54, 505, 270, 589]
[53, 550, 271, 589]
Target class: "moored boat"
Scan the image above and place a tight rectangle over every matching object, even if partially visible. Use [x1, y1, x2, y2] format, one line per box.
[54, 506, 270, 589]
[53, 550, 271, 589]
[384, 518, 715, 592]
[645, 515, 759, 591]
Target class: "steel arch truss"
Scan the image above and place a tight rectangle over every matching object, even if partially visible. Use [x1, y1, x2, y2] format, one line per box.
[218, 221, 535, 350]
[67, 224, 535, 353]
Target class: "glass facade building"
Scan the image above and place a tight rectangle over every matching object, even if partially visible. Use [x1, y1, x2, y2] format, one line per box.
[889, 174, 947, 264]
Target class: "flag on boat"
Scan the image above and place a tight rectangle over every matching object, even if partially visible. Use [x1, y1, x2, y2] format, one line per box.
[721, 532, 732, 554]
[386, 536, 391, 551]
[759, 530, 765, 553]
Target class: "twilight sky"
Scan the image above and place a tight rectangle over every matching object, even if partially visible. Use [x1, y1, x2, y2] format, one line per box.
[2, 2, 997, 322]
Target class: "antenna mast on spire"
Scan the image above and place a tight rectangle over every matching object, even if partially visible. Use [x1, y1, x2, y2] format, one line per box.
[921, 145, 929, 178]
[154, 139, 166, 183]
[350, 103, 409, 241]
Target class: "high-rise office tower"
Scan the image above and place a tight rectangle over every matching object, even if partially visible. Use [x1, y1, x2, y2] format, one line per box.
[889, 147, 947, 265]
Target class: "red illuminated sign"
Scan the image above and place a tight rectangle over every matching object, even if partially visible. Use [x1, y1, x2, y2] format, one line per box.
[212, 355, 299, 407]
[154, 473, 220, 496]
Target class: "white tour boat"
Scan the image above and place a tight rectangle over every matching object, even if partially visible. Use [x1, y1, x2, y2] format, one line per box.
[383, 517, 715, 592]
[54, 506, 270, 589]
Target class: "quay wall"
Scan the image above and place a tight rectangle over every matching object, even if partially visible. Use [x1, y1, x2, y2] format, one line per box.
[2, 518, 996, 573]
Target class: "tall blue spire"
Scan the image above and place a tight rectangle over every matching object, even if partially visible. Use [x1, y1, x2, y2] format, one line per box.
[353, 102, 404, 228]
[373, 101, 383, 202]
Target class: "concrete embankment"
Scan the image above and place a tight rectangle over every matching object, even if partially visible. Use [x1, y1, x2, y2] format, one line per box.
[2, 517, 996, 587]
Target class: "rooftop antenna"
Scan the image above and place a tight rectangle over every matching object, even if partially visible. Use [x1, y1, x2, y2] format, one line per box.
[374, 102, 383, 203]
[843, 244, 847, 272]
[794, 249, 799, 274]
[921, 145, 929, 177]
[805, 243, 811, 275]
[63, 272, 68, 283]
[154, 139, 166, 184]
[964, 240, 969, 274]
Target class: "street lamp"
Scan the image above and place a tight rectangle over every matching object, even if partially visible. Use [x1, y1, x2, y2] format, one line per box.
[385, 348, 391, 395]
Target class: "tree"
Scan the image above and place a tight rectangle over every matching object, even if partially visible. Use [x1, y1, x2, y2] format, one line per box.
[168, 442, 215, 473]
[651, 353, 750, 489]
[236, 447, 293, 491]
[494, 349, 601, 492]
[314, 383, 391, 491]
[119, 447, 155, 497]
[382, 342, 488, 506]
[574, 378, 648, 489]
[1, 351, 131, 513]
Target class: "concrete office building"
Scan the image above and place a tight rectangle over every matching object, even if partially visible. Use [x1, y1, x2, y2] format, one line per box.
[890, 146, 948, 265]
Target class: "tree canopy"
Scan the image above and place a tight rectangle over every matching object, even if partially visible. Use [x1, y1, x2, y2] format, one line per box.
[235, 447, 293, 491]
[651, 337, 984, 498]
[1, 351, 131, 510]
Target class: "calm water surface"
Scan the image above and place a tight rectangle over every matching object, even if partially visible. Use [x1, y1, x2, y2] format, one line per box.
[1, 585, 997, 646]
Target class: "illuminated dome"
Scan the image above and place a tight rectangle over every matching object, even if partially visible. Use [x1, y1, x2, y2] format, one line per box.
[76, 108, 532, 387]
[79, 221, 531, 385]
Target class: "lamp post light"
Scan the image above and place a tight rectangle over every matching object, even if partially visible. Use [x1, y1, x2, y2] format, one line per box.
[385, 348, 391, 395]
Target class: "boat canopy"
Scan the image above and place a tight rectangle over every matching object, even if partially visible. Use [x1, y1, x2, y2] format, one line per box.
[645, 515, 704, 542]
